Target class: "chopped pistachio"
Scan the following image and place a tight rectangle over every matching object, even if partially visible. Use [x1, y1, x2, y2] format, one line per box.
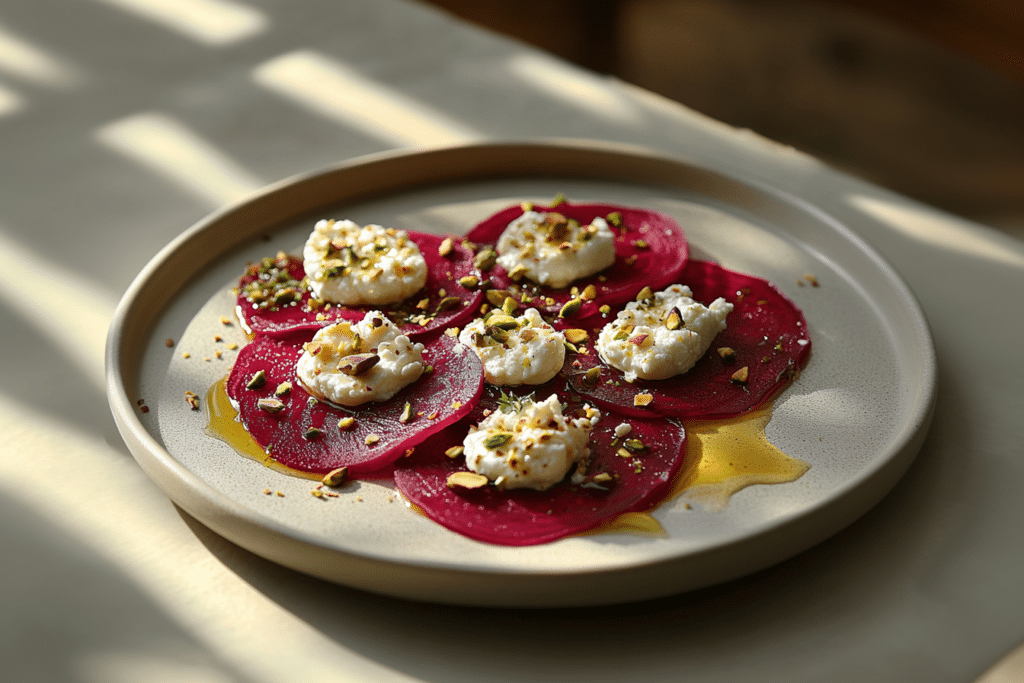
[717, 346, 736, 363]
[730, 366, 750, 385]
[474, 248, 497, 271]
[458, 275, 479, 289]
[606, 211, 622, 227]
[274, 381, 292, 397]
[399, 402, 414, 424]
[636, 286, 654, 302]
[484, 432, 513, 449]
[665, 308, 683, 330]
[246, 369, 267, 390]
[338, 353, 380, 376]
[549, 192, 567, 207]
[633, 392, 654, 407]
[435, 296, 461, 313]
[501, 297, 518, 316]
[583, 367, 601, 387]
[446, 471, 489, 490]
[633, 239, 649, 249]
[438, 237, 454, 257]
[558, 298, 583, 318]
[507, 264, 528, 281]
[322, 467, 348, 487]
[599, 304, 611, 315]
[487, 314, 519, 330]
[303, 427, 322, 440]
[580, 284, 597, 301]
[257, 397, 286, 414]
[364, 433, 380, 446]
[623, 438, 648, 453]
[564, 328, 589, 344]
[337, 416, 356, 430]
[444, 445, 465, 459]
[486, 289, 510, 307]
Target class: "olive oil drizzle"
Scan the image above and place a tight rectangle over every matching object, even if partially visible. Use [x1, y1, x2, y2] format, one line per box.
[205, 376, 320, 481]
[594, 401, 809, 535]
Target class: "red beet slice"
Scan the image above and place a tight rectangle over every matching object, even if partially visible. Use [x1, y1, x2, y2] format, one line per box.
[236, 233, 482, 339]
[393, 384, 687, 546]
[564, 260, 811, 419]
[465, 201, 689, 323]
[225, 331, 484, 475]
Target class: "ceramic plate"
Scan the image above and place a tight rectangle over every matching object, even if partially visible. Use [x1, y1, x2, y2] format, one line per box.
[107, 141, 936, 606]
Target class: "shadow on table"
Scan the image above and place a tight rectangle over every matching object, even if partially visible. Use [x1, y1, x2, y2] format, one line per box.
[0, 495, 257, 683]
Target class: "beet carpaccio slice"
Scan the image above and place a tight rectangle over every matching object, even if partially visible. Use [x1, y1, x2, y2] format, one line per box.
[236, 233, 482, 339]
[393, 384, 687, 546]
[226, 331, 484, 475]
[564, 259, 811, 419]
[465, 201, 689, 323]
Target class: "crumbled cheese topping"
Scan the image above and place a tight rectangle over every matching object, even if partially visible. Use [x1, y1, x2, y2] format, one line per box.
[303, 219, 427, 305]
[463, 394, 599, 491]
[596, 284, 733, 381]
[458, 308, 565, 386]
[496, 211, 615, 288]
[296, 313, 424, 406]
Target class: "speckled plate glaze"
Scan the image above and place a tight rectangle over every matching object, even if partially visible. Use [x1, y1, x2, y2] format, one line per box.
[106, 141, 936, 607]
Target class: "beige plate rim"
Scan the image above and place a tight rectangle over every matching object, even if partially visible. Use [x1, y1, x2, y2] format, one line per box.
[106, 140, 936, 606]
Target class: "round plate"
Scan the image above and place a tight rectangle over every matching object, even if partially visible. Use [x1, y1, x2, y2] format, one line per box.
[106, 141, 936, 607]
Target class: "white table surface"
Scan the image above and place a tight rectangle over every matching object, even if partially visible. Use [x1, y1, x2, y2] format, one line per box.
[1, 1, 1022, 681]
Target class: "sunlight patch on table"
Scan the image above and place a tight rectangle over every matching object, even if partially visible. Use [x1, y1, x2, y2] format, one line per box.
[253, 49, 483, 147]
[90, 0, 266, 46]
[0, 22, 78, 87]
[77, 652, 235, 683]
[0, 80, 23, 116]
[0, 228, 115, 392]
[506, 53, 641, 126]
[0, 397, 397, 683]
[848, 192, 1024, 269]
[95, 112, 266, 206]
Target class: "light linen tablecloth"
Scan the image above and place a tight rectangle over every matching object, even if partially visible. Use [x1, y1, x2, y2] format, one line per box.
[1, 1, 1022, 681]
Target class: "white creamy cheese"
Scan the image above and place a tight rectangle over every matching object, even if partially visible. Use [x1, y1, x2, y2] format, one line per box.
[496, 210, 615, 288]
[463, 394, 599, 491]
[303, 219, 427, 305]
[596, 284, 733, 381]
[295, 313, 424, 406]
[457, 308, 565, 386]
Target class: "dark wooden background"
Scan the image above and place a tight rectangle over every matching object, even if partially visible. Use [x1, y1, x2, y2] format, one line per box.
[421, 0, 1024, 239]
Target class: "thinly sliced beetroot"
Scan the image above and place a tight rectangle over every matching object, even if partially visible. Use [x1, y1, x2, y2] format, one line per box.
[393, 384, 687, 546]
[225, 331, 484, 475]
[466, 201, 688, 323]
[564, 260, 811, 419]
[236, 233, 482, 339]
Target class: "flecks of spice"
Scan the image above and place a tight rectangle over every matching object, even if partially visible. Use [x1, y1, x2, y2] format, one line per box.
[165, 338, 174, 347]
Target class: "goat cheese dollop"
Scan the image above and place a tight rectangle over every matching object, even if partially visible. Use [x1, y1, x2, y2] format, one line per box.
[463, 394, 600, 491]
[496, 210, 615, 288]
[596, 284, 733, 382]
[303, 219, 427, 305]
[457, 308, 565, 386]
[296, 313, 424, 406]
